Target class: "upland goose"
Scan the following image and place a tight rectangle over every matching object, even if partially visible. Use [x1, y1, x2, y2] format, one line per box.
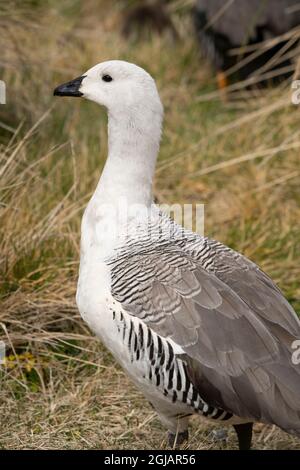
[54, 60, 300, 450]
[194, 0, 300, 88]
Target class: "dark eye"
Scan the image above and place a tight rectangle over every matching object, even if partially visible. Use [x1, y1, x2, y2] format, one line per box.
[102, 74, 113, 82]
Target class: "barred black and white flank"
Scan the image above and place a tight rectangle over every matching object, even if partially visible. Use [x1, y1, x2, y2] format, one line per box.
[54, 60, 300, 450]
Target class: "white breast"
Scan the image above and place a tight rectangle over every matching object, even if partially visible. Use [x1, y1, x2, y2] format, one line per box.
[76, 199, 133, 364]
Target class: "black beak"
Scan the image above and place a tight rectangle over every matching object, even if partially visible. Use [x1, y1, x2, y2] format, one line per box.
[53, 75, 86, 97]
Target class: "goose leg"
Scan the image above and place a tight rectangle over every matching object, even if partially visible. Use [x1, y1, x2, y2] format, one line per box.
[168, 429, 189, 448]
[217, 71, 228, 102]
[156, 411, 189, 448]
[233, 422, 253, 450]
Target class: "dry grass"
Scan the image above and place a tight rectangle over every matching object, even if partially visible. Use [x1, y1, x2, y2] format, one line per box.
[0, 0, 299, 450]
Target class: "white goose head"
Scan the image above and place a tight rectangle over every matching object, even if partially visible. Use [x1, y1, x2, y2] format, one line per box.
[54, 60, 163, 208]
[54, 60, 163, 118]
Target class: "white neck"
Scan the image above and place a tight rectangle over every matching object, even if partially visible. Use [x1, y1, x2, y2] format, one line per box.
[92, 106, 162, 208]
[81, 105, 162, 260]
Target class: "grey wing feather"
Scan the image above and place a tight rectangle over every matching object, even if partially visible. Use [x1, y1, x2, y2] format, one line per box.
[109, 235, 300, 435]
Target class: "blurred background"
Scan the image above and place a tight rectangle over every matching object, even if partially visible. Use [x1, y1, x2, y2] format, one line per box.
[0, 0, 300, 449]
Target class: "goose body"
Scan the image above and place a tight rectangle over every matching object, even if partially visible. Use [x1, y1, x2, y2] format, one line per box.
[54, 61, 300, 449]
[76, 205, 246, 433]
[194, 0, 300, 83]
